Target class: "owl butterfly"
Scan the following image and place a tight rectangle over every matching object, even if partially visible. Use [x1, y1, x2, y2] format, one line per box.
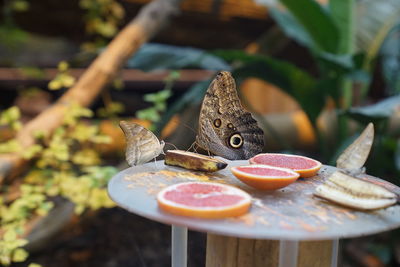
[196, 71, 264, 160]
[119, 121, 165, 166]
[336, 122, 374, 175]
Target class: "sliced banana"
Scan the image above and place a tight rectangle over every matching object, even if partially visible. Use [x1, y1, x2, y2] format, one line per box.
[164, 150, 227, 172]
[314, 171, 398, 210]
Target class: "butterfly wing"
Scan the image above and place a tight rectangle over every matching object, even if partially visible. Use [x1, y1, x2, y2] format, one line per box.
[196, 71, 264, 160]
[336, 123, 374, 172]
[119, 121, 164, 166]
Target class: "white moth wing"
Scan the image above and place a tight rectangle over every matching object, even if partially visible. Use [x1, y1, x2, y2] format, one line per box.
[119, 121, 164, 166]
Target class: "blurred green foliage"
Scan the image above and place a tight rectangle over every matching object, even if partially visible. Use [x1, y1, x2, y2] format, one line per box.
[0, 104, 117, 265]
[0, 0, 126, 265]
[0, 0, 400, 265]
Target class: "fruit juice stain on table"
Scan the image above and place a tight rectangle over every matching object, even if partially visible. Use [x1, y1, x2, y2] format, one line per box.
[108, 159, 400, 241]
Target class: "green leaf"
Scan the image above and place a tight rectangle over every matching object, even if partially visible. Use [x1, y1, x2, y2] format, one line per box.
[0, 140, 21, 153]
[346, 95, 400, 123]
[214, 50, 322, 123]
[279, 0, 340, 53]
[11, 0, 29, 12]
[268, 8, 314, 49]
[126, 43, 231, 71]
[22, 144, 43, 159]
[257, 0, 340, 53]
[144, 89, 172, 103]
[136, 108, 160, 123]
[12, 248, 28, 262]
[395, 140, 400, 171]
[355, 0, 400, 67]
[4, 230, 17, 242]
[0, 106, 21, 125]
[329, 0, 355, 54]
[154, 79, 211, 135]
[381, 24, 400, 95]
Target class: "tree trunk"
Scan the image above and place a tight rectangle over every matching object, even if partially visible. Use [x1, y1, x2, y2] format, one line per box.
[0, 0, 183, 183]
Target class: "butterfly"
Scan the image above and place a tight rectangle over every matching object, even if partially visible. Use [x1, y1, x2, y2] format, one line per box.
[195, 71, 264, 160]
[119, 121, 165, 166]
[336, 122, 374, 175]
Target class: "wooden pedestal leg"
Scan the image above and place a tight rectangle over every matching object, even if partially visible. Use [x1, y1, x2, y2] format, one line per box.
[206, 234, 335, 267]
[298, 240, 334, 267]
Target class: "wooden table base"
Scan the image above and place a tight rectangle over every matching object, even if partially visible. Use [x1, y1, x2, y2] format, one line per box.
[206, 234, 335, 267]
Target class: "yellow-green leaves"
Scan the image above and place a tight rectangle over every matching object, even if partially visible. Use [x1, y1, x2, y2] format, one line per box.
[0, 106, 22, 131]
[97, 101, 124, 118]
[0, 106, 23, 154]
[72, 149, 101, 166]
[0, 102, 118, 265]
[48, 61, 76, 90]
[0, 230, 29, 265]
[0, 186, 52, 265]
[0, 140, 21, 154]
[136, 72, 178, 128]
[63, 104, 93, 126]
[79, 0, 125, 41]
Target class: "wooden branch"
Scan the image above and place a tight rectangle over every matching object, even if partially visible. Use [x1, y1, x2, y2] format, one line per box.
[0, 0, 183, 183]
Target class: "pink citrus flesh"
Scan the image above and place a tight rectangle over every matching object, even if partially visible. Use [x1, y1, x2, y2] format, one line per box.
[249, 153, 322, 178]
[231, 164, 300, 190]
[157, 182, 251, 219]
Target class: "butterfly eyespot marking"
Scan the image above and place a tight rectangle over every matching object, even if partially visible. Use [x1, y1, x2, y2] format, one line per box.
[214, 119, 222, 128]
[227, 123, 234, 129]
[229, 133, 243, 148]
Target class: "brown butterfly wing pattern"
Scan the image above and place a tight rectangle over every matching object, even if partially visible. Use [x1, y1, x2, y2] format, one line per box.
[119, 121, 165, 166]
[196, 71, 264, 160]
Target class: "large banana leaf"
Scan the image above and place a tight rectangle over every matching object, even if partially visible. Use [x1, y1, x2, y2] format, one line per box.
[256, 0, 340, 53]
[213, 50, 323, 124]
[381, 24, 400, 95]
[126, 43, 231, 71]
[355, 0, 400, 68]
[346, 94, 400, 124]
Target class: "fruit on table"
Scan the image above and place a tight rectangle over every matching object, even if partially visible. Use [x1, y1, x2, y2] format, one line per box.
[157, 182, 251, 219]
[231, 165, 299, 190]
[249, 153, 322, 178]
[314, 171, 398, 210]
[164, 150, 227, 172]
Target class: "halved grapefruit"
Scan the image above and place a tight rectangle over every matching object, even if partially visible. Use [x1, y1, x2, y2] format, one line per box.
[231, 165, 299, 190]
[249, 153, 322, 178]
[157, 182, 251, 219]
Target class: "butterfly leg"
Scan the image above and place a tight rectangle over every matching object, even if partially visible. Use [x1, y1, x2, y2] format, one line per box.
[187, 141, 197, 153]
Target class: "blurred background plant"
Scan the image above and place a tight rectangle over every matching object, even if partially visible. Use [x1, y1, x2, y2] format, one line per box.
[1, 0, 400, 266]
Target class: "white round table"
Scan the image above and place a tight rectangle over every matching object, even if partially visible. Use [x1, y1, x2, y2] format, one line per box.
[108, 159, 400, 267]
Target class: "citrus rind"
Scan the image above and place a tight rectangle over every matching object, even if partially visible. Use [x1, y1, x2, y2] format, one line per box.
[249, 153, 322, 178]
[157, 182, 251, 219]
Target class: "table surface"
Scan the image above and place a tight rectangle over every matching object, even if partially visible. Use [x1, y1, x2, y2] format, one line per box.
[108, 159, 400, 241]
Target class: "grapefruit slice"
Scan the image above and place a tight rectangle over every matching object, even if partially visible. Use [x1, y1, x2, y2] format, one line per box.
[157, 182, 251, 219]
[249, 153, 322, 178]
[231, 165, 299, 190]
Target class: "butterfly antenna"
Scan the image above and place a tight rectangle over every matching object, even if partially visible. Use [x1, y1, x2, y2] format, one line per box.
[164, 142, 178, 150]
[179, 121, 197, 135]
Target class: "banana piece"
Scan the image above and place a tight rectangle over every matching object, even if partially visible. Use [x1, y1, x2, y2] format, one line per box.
[314, 171, 398, 210]
[164, 150, 227, 172]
